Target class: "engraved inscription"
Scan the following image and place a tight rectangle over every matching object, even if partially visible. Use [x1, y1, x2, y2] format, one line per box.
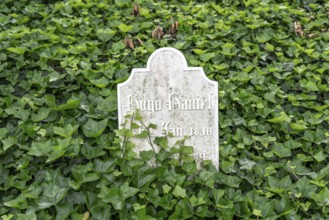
[193, 153, 212, 162]
[126, 94, 162, 117]
[125, 93, 214, 117]
[131, 121, 213, 137]
[172, 152, 213, 163]
[167, 93, 214, 116]
[161, 122, 213, 137]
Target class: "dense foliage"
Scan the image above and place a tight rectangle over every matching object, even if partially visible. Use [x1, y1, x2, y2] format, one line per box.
[1, 0, 329, 219]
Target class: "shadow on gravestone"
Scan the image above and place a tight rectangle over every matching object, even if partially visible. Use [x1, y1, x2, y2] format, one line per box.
[118, 47, 219, 169]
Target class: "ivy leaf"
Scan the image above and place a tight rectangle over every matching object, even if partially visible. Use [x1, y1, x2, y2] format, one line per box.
[200, 53, 215, 62]
[193, 49, 207, 55]
[16, 212, 37, 220]
[162, 184, 172, 194]
[267, 112, 291, 123]
[189, 195, 206, 207]
[256, 33, 271, 43]
[53, 124, 79, 138]
[272, 142, 291, 158]
[295, 177, 317, 197]
[265, 43, 274, 51]
[197, 170, 216, 188]
[96, 28, 117, 42]
[90, 77, 110, 88]
[115, 0, 130, 7]
[83, 118, 108, 138]
[221, 43, 236, 56]
[56, 99, 80, 111]
[28, 140, 52, 157]
[46, 138, 71, 163]
[0, 128, 8, 140]
[37, 184, 68, 209]
[290, 122, 308, 130]
[172, 185, 186, 198]
[98, 183, 138, 210]
[70, 163, 99, 190]
[120, 182, 139, 200]
[7, 47, 26, 54]
[239, 158, 257, 170]
[1, 137, 17, 151]
[218, 173, 241, 188]
[3, 195, 28, 209]
[310, 187, 329, 206]
[313, 151, 326, 163]
[118, 23, 133, 33]
[94, 158, 117, 173]
[252, 209, 262, 217]
[55, 202, 74, 220]
[138, 174, 156, 189]
[31, 107, 51, 122]
[316, 164, 329, 181]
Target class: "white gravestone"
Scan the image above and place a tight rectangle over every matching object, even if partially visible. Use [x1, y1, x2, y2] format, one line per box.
[118, 47, 218, 168]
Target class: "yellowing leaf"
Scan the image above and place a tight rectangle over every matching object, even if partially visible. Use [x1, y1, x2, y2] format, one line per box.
[290, 123, 307, 130]
[7, 47, 26, 54]
[267, 112, 291, 123]
[193, 49, 207, 55]
[118, 23, 133, 33]
[81, 211, 90, 220]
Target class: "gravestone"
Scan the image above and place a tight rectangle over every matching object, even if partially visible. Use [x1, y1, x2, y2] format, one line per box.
[118, 47, 218, 168]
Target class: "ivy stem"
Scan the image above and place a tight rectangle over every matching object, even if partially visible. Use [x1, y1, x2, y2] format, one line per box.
[140, 120, 156, 154]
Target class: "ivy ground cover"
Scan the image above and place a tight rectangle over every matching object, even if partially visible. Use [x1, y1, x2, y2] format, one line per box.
[0, 0, 329, 219]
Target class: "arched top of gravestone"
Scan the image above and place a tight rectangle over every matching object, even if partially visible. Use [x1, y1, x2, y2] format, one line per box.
[119, 47, 217, 88]
[146, 47, 188, 70]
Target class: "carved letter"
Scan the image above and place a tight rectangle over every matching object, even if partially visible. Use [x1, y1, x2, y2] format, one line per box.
[206, 128, 213, 135]
[168, 94, 180, 116]
[192, 96, 200, 109]
[126, 94, 139, 112]
[174, 128, 183, 137]
[181, 98, 189, 110]
[155, 100, 162, 111]
[146, 100, 155, 116]
[161, 122, 170, 135]
[201, 99, 207, 109]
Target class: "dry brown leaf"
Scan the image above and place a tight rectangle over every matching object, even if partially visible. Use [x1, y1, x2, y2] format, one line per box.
[307, 33, 317, 38]
[294, 22, 304, 37]
[124, 37, 135, 50]
[136, 38, 143, 45]
[167, 17, 179, 36]
[133, 3, 139, 17]
[152, 26, 164, 39]
[168, 23, 175, 35]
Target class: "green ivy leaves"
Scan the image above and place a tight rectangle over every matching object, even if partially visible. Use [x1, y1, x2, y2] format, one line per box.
[83, 118, 109, 138]
[1, 0, 329, 219]
[98, 182, 139, 210]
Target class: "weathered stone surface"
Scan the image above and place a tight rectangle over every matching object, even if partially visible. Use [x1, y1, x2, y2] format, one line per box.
[118, 47, 218, 168]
